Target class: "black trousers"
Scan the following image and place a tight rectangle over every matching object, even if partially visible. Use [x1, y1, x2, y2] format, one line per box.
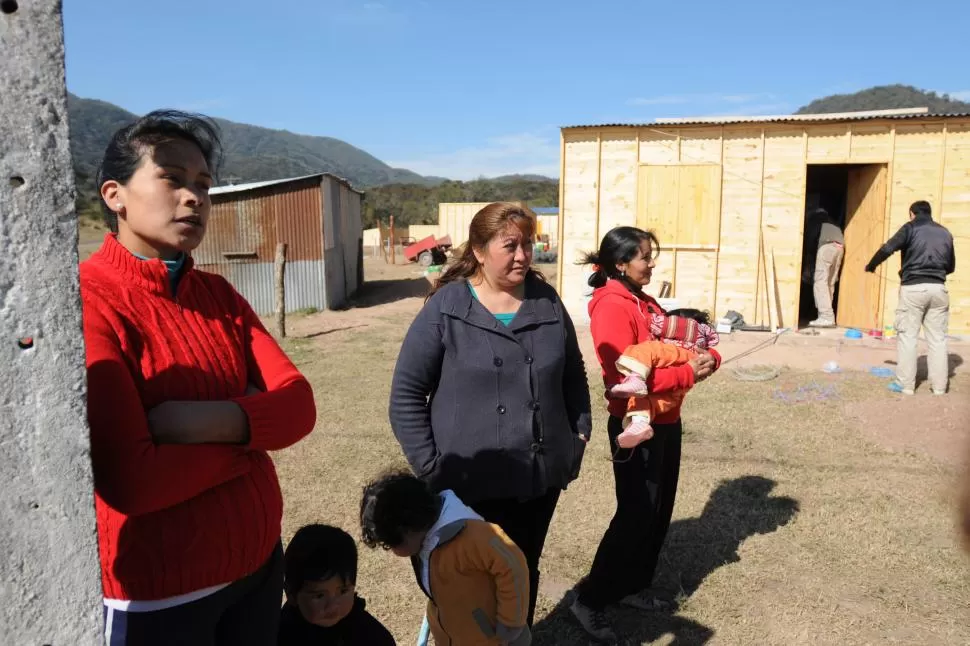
[103, 541, 284, 646]
[576, 416, 682, 610]
[470, 487, 562, 626]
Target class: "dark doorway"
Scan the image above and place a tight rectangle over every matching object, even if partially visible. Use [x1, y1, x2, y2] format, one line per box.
[799, 163, 888, 329]
[800, 166, 849, 326]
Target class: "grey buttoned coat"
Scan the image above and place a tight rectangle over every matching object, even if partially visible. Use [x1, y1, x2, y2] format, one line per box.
[389, 274, 592, 503]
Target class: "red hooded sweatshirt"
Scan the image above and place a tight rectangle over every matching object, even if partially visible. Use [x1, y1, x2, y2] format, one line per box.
[587, 280, 721, 422]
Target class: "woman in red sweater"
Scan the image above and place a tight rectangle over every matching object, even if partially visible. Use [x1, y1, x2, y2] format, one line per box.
[82, 110, 317, 645]
[569, 227, 719, 642]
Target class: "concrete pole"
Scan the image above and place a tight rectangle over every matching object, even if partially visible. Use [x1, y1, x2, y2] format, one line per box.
[0, 1, 103, 643]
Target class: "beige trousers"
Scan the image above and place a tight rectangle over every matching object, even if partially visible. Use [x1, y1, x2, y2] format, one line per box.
[895, 283, 950, 392]
[813, 243, 844, 321]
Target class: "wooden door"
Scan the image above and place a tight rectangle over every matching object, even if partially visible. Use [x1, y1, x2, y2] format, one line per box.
[637, 164, 721, 306]
[637, 165, 680, 235]
[637, 165, 720, 247]
[836, 165, 887, 330]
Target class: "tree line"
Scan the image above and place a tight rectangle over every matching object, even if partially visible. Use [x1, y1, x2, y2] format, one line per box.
[362, 177, 558, 228]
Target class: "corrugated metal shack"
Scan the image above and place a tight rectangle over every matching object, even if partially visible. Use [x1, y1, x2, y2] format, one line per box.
[196, 173, 364, 314]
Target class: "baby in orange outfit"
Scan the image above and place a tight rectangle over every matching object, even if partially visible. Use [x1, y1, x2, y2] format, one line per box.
[609, 309, 721, 449]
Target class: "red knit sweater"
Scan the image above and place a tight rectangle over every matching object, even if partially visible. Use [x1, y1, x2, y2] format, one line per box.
[81, 234, 316, 601]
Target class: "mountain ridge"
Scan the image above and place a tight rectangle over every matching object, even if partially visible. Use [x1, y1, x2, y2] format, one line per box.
[71, 85, 962, 227]
[67, 93, 445, 191]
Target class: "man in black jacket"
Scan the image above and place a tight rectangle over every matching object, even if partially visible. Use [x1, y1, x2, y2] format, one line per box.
[865, 200, 955, 395]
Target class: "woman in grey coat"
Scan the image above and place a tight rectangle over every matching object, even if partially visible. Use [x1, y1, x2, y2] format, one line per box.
[389, 202, 592, 626]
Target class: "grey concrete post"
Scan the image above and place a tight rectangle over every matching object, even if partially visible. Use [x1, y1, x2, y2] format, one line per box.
[1, 1, 103, 644]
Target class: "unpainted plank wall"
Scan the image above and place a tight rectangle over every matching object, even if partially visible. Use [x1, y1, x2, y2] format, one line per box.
[557, 120, 970, 333]
[437, 201, 533, 250]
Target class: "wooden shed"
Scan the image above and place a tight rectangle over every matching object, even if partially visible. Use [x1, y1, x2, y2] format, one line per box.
[195, 173, 364, 314]
[437, 201, 533, 250]
[407, 224, 442, 241]
[556, 108, 970, 333]
[362, 226, 381, 249]
[532, 207, 559, 247]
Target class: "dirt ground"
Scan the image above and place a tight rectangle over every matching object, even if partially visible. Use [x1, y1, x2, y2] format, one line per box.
[326, 258, 970, 467]
[269, 258, 970, 645]
[78, 227, 968, 643]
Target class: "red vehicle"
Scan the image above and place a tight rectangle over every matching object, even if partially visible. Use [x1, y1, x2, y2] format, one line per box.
[403, 235, 452, 266]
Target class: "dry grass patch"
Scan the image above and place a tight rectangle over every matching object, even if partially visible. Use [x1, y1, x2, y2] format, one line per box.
[273, 276, 969, 645]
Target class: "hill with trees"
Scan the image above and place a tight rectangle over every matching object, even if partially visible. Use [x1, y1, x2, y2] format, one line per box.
[71, 85, 966, 228]
[362, 177, 558, 228]
[67, 94, 558, 226]
[795, 85, 970, 115]
[67, 94, 445, 219]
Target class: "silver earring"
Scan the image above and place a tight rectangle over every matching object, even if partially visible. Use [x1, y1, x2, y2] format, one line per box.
[115, 203, 123, 209]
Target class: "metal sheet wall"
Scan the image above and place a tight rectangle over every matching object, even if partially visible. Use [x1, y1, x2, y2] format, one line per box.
[195, 177, 324, 266]
[195, 177, 327, 311]
[194, 175, 363, 313]
[339, 185, 362, 298]
[203, 260, 327, 315]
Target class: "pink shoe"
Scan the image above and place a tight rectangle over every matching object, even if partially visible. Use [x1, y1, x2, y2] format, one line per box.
[610, 374, 649, 398]
[616, 418, 654, 448]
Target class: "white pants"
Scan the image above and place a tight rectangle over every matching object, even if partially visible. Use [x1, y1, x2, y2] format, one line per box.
[895, 283, 950, 392]
[813, 243, 844, 321]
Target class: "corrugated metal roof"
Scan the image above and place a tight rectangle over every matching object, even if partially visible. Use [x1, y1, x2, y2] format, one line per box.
[563, 107, 970, 130]
[531, 207, 559, 215]
[210, 172, 363, 196]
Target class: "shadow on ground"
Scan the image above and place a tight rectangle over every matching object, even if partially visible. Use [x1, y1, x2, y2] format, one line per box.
[533, 475, 799, 645]
[881, 352, 964, 388]
[347, 278, 430, 309]
[300, 325, 367, 339]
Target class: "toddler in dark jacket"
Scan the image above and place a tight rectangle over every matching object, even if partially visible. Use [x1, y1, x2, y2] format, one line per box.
[279, 524, 396, 646]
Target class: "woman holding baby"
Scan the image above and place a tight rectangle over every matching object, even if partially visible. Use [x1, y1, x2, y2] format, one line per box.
[569, 226, 720, 642]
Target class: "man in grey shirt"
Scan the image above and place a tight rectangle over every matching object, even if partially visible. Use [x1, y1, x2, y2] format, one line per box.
[810, 207, 844, 327]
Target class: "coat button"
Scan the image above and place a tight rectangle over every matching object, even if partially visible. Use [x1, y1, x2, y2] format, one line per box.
[530, 442, 540, 452]
[496, 405, 506, 414]
[493, 357, 503, 367]
[525, 356, 534, 364]
[528, 401, 540, 411]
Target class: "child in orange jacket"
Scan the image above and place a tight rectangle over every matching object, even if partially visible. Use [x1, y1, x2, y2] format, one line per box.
[609, 309, 721, 449]
[360, 471, 531, 646]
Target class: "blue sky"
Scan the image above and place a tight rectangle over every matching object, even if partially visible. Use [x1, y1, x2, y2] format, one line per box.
[64, 0, 969, 180]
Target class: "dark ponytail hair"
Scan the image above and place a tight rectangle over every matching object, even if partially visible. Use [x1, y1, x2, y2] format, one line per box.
[96, 109, 223, 232]
[581, 226, 659, 289]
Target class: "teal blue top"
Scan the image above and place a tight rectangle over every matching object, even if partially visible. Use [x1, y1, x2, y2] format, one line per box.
[467, 282, 517, 326]
[133, 252, 186, 295]
[493, 312, 517, 326]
